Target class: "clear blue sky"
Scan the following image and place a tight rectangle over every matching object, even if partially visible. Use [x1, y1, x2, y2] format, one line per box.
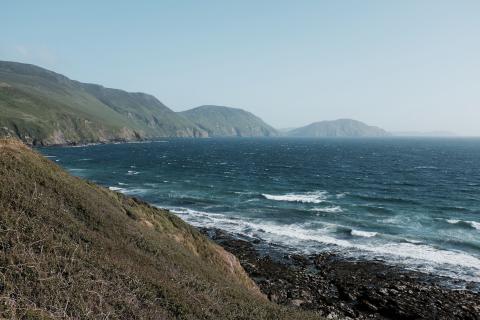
[2, 1, 480, 135]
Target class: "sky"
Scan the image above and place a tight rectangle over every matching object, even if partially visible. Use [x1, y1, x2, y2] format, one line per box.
[2, 1, 480, 135]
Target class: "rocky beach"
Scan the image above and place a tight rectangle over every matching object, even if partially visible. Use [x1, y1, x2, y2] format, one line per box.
[200, 228, 480, 320]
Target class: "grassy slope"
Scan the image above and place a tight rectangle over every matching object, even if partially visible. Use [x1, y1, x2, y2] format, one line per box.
[0, 139, 320, 319]
[0, 61, 206, 145]
[180, 105, 278, 137]
[79, 83, 207, 138]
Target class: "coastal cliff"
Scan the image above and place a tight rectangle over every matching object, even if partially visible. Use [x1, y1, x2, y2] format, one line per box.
[0, 62, 278, 146]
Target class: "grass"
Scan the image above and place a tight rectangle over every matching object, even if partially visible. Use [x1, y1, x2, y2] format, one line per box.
[0, 139, 322, 319]
[0, 61, 206, 145]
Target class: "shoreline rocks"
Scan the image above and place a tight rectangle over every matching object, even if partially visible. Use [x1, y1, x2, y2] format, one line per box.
[200, 227, 480, 320]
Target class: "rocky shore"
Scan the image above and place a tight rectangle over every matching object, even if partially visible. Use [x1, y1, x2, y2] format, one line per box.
[200, 228, 480, 320]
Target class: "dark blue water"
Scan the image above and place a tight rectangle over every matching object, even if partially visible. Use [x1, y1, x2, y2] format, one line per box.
[39, 138, 480, 283]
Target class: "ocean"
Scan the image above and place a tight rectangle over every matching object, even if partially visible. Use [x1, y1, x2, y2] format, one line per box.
[39, 138, 480, 285]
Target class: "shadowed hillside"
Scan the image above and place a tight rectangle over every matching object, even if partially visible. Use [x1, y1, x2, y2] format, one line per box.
[0, 139, 320, 319]
[180, 105, 278, 137]
[0, 62, 279, 146]
[0, 61, 207, 146]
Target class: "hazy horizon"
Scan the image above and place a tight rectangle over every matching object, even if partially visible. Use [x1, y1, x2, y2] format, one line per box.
[2, 1, 480, 135]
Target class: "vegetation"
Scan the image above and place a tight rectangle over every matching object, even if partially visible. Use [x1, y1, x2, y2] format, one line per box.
[0, 61, 207, 146]
[180, 105, 278, 137]
[286, 119, 390, 137]
[0, 62, 280, 146]
[0, 139, 321, 319]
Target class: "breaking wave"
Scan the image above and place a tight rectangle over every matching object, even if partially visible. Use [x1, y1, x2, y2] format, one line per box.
[262, 191, 328, 204]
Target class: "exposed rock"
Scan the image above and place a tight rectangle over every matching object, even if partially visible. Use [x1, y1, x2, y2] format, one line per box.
[200, 227, 480, 320]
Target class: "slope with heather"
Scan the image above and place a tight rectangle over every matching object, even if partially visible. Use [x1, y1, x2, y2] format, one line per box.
[0, 139, 320, 319]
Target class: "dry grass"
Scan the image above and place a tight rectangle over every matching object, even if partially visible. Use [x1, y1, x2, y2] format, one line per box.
[0, 139, 322, 319]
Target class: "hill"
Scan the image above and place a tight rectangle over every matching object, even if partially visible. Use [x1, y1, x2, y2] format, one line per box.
[0, 61, 207, 146]
[180, 105, 278, 137]
[0, 138, 320, 319]
[287, 119, 390, 137]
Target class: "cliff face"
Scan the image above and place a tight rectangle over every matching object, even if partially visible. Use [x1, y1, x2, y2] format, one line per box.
[0, 139, 318, 319]
[180, 105, 278, 137]
[0, 61, 207, 146]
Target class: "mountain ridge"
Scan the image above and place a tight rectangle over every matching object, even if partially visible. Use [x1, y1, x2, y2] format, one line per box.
[286, 119, 390, 137]
[0, 61, 276, 146]
[180, 105, 278, 137]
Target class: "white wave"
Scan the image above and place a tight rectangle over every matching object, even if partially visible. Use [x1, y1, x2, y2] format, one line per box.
[470, 221, 480, 230]
[414, 166, 438, 170]
[127, 170, 140, 175]
[234, 191, 257, 195]
[108, 186, 148, 195]
[108, 186, 125, 192]
[366, 243, 480, 272]
[446, 219, 480, 230]
[68, 168, 86, 172]
[447, 219, 461, 224]
[351, 230, 377, 238]
[122, 188, 149, 195]
[118, 182, 128, 186]
[258, 224, 480, 274]
[165, 206, 215, 216]
[312, 206, 343, 213]
[405, 239, 422, 244]
[262, 191, 328, 204]
[165, 206, 480, 282]
[246, 222, 351, 247]
[44, 155, 56, 158]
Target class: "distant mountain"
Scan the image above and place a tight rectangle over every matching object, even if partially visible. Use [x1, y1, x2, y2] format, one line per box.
[0, 61, 208, 145]
[392, 131, 456, 137]
[287, 119, 390, 137]
[0, 61, 280, 145]
[180, 105, 278, 137]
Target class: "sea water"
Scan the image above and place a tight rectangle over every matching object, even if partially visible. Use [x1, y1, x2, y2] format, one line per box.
[39, 138, 480, 284]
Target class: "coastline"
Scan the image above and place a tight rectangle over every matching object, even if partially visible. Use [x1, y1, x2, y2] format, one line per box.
[35, 138, 480, 319]
[199, 227, 480, 320]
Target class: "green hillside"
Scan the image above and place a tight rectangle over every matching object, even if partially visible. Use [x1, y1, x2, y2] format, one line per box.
[0, 138, 320, 319]
[180, 105, 278, 137]
[0, 61, 206, 146]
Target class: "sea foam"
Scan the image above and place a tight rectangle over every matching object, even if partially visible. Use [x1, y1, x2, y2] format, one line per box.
[262, 191, 328, 204]
[351, 230, 377, 238]
[312, 206, 343, 213]
[447, 219, 480, 231]
[167, 207, 480, 282]
[108, 186, 125, 192]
